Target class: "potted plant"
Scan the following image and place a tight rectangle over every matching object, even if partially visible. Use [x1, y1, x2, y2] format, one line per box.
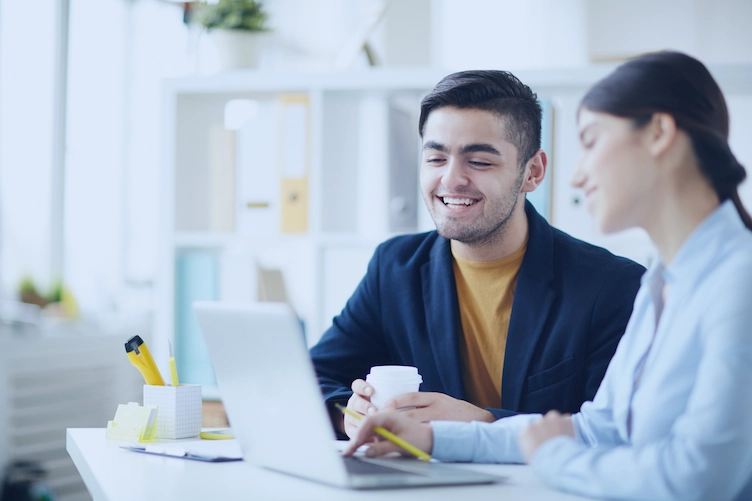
[193, 0, 271, 70]
[17, 276, 79, 318]
[18, 275, 46, 308]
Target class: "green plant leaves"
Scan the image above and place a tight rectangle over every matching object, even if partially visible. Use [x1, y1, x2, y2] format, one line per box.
[193, 0, 270, 32]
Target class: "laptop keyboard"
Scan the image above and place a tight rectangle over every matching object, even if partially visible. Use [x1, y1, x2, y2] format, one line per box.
[343, 457, 420, 476]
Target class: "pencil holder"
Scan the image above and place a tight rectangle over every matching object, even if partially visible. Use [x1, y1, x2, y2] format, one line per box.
[143, 384, 202, 439]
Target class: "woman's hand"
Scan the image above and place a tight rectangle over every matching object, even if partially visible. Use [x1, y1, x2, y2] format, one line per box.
[519, 410, 575, 463]
[342, 411, 433, 459]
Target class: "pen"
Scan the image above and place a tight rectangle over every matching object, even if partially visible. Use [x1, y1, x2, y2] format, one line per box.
[335, 403, 431, 461]
[125, 335, 165, 386]
[200, 430, 235, 440]
[168, 339, 180, 387]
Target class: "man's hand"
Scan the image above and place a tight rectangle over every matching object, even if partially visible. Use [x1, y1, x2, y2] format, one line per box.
[343, 411, 434, 459]
[382, 392, 496, 423]
[518, 410, 575, 463]
[343, 379, 378, 438]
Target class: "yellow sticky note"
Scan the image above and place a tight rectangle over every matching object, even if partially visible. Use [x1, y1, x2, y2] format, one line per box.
[106, 402, 158, 443]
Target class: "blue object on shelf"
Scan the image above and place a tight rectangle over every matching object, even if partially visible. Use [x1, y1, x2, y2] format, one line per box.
[175, 251, 219, 386]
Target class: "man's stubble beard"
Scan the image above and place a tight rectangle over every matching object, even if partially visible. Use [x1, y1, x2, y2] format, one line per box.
[427, 171, 525, 248]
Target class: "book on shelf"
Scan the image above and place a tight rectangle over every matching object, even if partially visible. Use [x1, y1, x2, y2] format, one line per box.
[209, 124, 236, 233]
[235, 98, 278, 237]
[279, 95, 311, 233]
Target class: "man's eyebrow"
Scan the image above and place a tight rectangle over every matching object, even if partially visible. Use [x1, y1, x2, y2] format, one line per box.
[459, 143, 502, 156]
[423, 140, 447, 152]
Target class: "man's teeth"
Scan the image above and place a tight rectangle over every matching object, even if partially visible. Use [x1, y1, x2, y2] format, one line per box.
[442, 197, 476, 206]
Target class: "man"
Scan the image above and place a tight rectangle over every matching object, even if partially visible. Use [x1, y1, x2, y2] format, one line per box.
[310, 70, 644, 439]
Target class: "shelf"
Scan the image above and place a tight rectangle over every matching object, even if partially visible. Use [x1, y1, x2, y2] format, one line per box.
[172, 230, 413, 249]
[163, 63, 752, 95]
[159, 61, 752, 388]
[173, 232, 235, 249]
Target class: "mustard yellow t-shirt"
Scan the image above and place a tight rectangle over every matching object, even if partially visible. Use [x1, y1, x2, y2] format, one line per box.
[452, 240, 527, 409]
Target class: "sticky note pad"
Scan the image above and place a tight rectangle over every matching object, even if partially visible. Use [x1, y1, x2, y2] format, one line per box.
[106, 402, 158, 443]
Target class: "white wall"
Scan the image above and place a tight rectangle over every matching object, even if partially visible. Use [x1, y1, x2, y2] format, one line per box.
[63, 0, 190, 317]
[0, 0, 57, 296]
[588, 0, 752, 64]
[695, 0, 752, 64]
[728, 95, 752, 208]
[432, 0, 752, 70]
[123, 1, 193, 284]
[431, 0, 589, 70]
[64, 0, 129, 313]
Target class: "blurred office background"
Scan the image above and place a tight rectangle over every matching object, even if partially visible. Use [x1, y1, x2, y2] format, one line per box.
[0, 1, 751, 499]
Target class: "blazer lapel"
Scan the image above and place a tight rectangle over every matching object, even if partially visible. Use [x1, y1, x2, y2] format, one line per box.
[421, 237, 466, 400]
[502, 201, 556, 410]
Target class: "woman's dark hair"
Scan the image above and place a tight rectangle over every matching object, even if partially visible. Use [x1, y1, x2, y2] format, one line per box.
[419, 70, 542, 169]
[581, 51, 752, 230]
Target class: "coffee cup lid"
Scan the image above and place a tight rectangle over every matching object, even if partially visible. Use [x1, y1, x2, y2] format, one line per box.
[366, 365, 422, 382]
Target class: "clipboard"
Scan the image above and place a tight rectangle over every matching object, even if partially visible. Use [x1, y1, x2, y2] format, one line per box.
[120, 444, 242, 463]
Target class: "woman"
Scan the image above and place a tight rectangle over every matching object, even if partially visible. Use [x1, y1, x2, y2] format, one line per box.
[344, 51, 752, 501]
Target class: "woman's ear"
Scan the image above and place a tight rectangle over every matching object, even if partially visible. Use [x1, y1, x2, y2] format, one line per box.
[647, 112, 678, 158]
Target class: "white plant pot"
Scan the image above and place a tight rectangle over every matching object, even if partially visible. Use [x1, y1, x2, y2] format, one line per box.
[211, 30, 267, 70]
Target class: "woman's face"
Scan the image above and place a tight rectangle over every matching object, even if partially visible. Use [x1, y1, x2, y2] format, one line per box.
[572, 109, 657, 234]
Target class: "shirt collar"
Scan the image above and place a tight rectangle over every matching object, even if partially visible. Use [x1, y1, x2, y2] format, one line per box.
[653, 200, 743, 288]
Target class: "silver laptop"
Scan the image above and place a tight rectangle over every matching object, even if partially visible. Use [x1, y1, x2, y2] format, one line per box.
[193, 301, 503, 489]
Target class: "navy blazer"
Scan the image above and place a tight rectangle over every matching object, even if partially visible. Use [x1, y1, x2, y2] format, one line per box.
[311, 202, 644, 435]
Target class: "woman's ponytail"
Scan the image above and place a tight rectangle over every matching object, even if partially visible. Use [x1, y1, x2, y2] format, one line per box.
[688, 128, 752, 230]
[731, 190, 752, 230]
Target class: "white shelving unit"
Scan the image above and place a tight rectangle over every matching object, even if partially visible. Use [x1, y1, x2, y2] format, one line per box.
[156, 64, 752, 390]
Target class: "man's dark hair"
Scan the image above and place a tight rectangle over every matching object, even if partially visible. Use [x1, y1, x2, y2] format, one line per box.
[419, 70, 542, 168]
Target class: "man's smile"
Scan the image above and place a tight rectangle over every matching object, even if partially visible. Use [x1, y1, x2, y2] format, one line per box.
[437, 195, 481, 210]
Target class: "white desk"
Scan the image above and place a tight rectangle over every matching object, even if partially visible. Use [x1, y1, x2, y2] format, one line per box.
[67, 428, 589, 501]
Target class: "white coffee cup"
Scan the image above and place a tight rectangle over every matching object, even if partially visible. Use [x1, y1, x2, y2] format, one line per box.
[365, 365, 423, 410]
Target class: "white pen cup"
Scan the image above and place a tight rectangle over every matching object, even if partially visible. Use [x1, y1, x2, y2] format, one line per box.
[365, 366, 423, 411]
[143, 384, 202, 439]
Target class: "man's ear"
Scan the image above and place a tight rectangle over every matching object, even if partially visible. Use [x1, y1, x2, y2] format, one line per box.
[520, 150, 547, 194]
[647, 113, 678, 158]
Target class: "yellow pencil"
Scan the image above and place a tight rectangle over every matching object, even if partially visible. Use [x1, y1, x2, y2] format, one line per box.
[168, 339, 180, 387]
[335, 403, 431, 461]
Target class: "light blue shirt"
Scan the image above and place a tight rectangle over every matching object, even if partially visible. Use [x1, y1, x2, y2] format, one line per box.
[432, 201, 752, 501]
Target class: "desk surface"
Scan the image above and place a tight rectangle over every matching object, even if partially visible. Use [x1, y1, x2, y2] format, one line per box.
[67, 428, 588, 501]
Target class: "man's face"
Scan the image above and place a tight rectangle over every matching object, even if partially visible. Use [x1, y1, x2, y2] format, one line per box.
[420, 106, 526, 245]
